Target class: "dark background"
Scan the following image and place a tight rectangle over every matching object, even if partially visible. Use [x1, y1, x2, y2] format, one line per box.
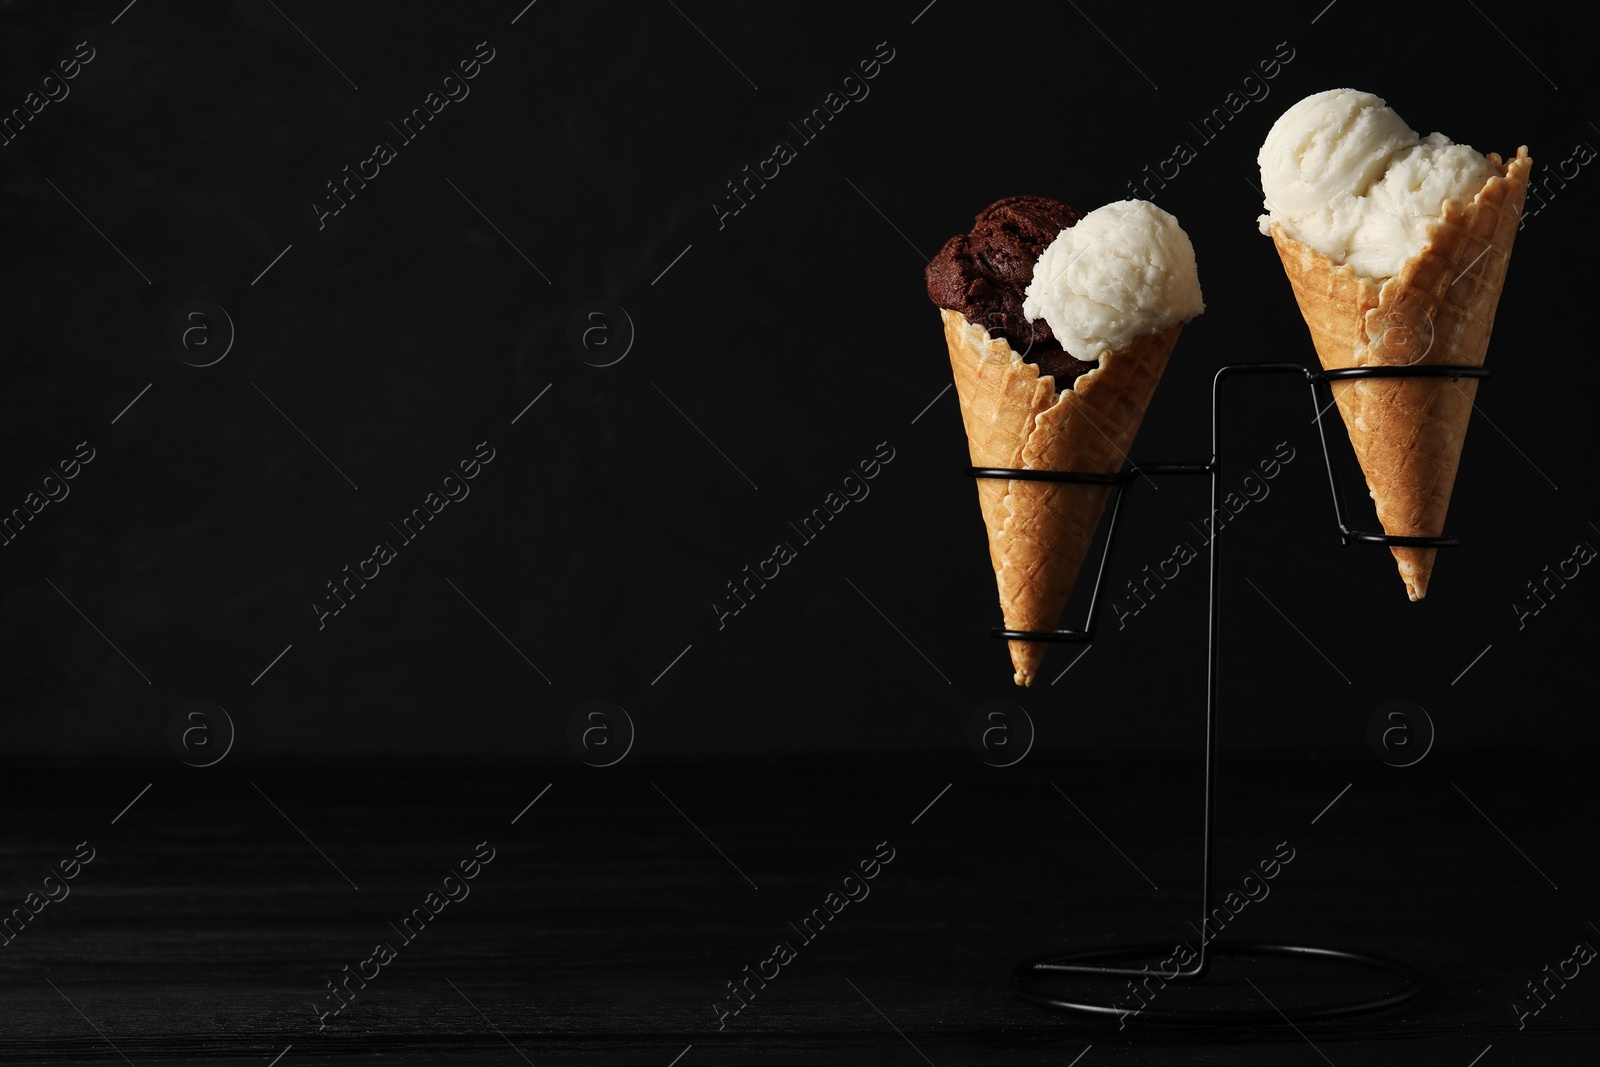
[4, 3, 1599, 1065]
[2, 0, 1596, 758]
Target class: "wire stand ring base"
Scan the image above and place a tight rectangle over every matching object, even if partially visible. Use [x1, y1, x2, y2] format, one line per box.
[1013, 942, 1427, 1024]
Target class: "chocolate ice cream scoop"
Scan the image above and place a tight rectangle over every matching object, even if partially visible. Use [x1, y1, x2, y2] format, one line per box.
[925, 196, 1100, 386]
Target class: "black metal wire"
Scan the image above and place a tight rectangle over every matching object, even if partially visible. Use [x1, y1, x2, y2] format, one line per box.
[963, 361, 1474, 1021]
[1013, 943, 1427, 1022]
[1315, 365, 1490, 381]
[966, 362, 1486, 641]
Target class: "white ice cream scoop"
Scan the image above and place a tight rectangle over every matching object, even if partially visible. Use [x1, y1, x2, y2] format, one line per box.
[1257, 88, 1494, 278]
[1021, 199, 1204, 364]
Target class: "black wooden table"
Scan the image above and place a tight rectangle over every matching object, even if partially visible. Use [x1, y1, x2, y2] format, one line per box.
[3, 752, 1595, 1064]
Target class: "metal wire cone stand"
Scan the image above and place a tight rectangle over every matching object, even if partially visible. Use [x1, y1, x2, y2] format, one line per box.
[968, 362, 1488, 1023]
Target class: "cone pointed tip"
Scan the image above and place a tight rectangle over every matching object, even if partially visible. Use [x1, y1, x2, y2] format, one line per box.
[1402, 571, 1428, 600]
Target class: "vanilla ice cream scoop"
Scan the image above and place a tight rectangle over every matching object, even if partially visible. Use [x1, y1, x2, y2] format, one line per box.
[1257, 89, 1494, 278]
[1021, 200, 1204, 364]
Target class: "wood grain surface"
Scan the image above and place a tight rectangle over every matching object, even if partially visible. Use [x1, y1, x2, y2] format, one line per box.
[2, 752, 1594, 1064]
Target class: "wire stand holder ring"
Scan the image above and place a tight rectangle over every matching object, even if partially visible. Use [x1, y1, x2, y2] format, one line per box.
[966, 362, 1484, 1023]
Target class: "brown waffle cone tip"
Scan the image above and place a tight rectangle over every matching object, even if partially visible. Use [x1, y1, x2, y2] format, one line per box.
[942, 308, 1182, 685]
[1268, 146, 1531, 600]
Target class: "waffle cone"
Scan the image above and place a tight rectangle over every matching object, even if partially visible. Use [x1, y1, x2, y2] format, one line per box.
[1268, 147, 1531, 600]
[942, 308, 1181, 685]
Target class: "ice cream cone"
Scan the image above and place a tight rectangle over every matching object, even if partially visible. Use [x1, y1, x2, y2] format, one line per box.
[942, 308, 1182, 685]
[1267, 147, 1531, 600]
